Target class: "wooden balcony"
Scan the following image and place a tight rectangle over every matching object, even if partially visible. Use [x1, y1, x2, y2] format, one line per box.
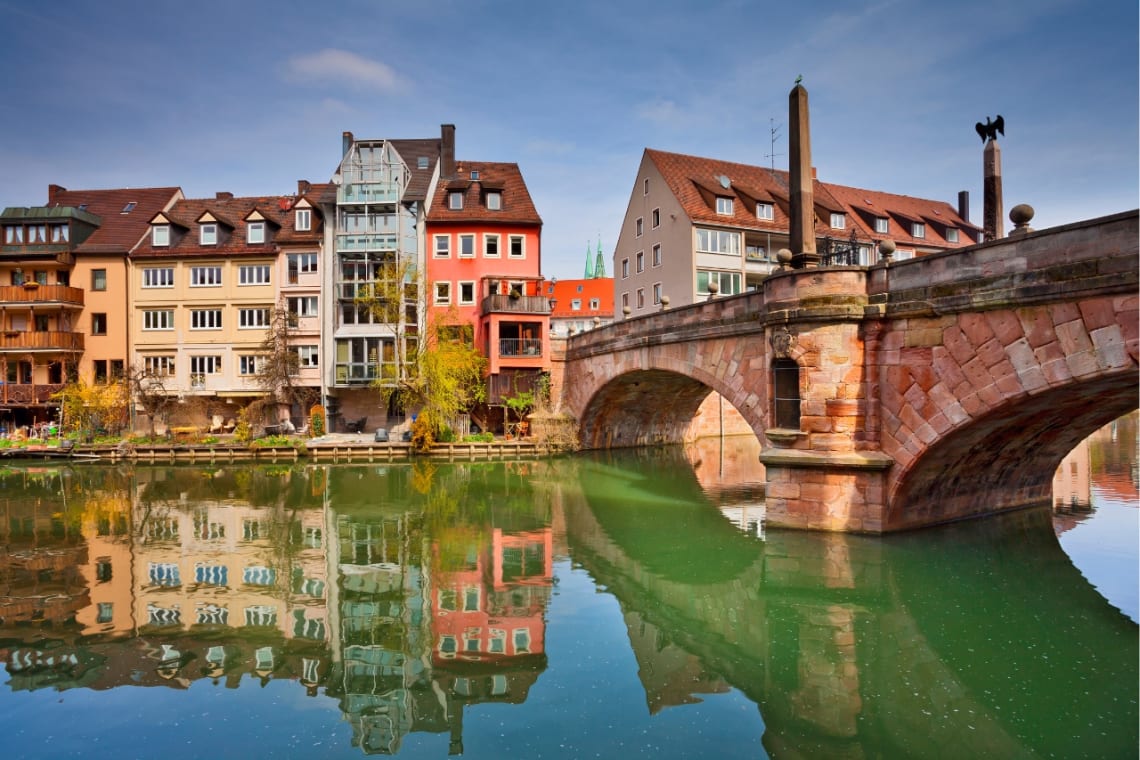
[481, 294, 552, 315]
[0, 383, 64, 405]
[0, 284, 84, 307]
[0, 331, 84, 352]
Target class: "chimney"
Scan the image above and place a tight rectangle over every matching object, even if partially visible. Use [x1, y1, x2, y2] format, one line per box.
[441, 124, 456, 179]
[47, 184, 66, 203]
[957, 190, 970, 222]
[342, 131, 354, 157]
[216, 191, 233, 200]
[297, 180, 311, 196]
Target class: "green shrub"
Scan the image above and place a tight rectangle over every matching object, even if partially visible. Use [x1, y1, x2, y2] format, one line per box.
[462, 432, 494, 443]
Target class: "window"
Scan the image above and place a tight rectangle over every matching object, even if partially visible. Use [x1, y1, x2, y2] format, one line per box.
[589, 298, 600, 309]
[636, 251, 644, 272]
[190, 265, 222, 286]
[35, 270, 47, 285]
[484, 233, 500, 257]
[191, 309, 223, 329]
[92, 269, 107, 291]
[239, 264, 271, 285]
[946, 227, 959, 243]
[636, 288, 645, 308]
[773, 358, 801, 429]
[239, 307, 271, 328]
[93, 360, 108, 383]
[142, 267, 174, 288]
[4, 226, 22, 243]
[459, 234, 475, 257]
[295, 345, 319, 368]
[654, 283, 663, 304]
[291, 252, 318, 275]
[716, 197, 734, 215]
[830, 213, 846, 230]
[417, 156, 429, 169]
[91, 313, 107, 335]
[757, 203, 774, 220]
[144, 355, 175, 375]
[621, 292, 629, 309]
[643, 178, 649, 195]
[469, 170, 479, 180]
[449, 191, 464, 210]
[697, 270, 742, 296]
[121, 202, 137, 214]
[295, 208, 311, 231]
[912, 222, 925, 239]
[190, 355, 222, 375]
[143, 309, 174, 330]
[874, 217, 889, 234]
[621, 258, 629, 278]
[571, 299, 581, 310]
[434, 234, 450, 257]
[652, 208, 660, 228]
[34, 314, 48, 332]
[50, 224, 68, 242]
[458, 281, 475, 305]
[26, 224, 46, 243]
[200, 223, 217, 245]
[695, 229, 741, 255]
[435, 281, 451, 305]
[288, 296, 318, 317]
[636, 217, 643, 236]
[486, 191, 502, 210]
[238, 355, 263, 375]
[246, 221, 265, 244]
[508, 235, 525, 258]
[652, 244, 662, 266]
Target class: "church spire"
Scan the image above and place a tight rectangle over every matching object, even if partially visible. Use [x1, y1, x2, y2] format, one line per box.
[593, 237, 606, 278]
[584, 242, 595, 278]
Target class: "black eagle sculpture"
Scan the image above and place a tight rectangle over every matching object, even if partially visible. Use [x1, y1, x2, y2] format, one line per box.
[975, 115, 1005, 143]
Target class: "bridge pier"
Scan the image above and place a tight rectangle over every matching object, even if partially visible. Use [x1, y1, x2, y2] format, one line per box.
[760, 449, 893, 532]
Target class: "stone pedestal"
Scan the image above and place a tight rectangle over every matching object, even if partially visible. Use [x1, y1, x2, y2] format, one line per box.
[760, 448, 894, 533]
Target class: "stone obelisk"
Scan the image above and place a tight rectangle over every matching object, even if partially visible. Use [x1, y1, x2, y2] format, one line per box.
[789, 82, 818, 268]
[983, 138, 1003, 241]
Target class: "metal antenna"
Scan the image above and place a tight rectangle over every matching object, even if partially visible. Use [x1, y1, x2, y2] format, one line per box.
[765, 118, 784, 170]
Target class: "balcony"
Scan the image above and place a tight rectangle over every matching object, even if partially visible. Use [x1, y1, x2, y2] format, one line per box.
[499, 338, 543, 357]
[0, 383, 64, 405]
[336, 233, 398, 252]
[0, 284, 84, 307]
[0, 331, 83, 352]
[481, 295, 552, 315]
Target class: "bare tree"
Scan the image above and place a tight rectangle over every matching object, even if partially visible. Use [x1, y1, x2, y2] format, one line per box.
[128, 365, 176, 438]
[253, 303, 318, 427]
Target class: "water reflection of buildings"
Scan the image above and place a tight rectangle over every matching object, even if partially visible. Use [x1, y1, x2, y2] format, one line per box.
[1052, 436, 1092, 534]
[683, 435, 767, 539]
[0, 464, 554, 755]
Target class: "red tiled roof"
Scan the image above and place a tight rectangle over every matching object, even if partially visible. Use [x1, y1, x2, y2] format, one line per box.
[545, 278, 614, 318]
[388, 138, 441, 202]
[47, 186, 182, 254]
[427, 161, 542, 226]
[646, 148, 978, 249]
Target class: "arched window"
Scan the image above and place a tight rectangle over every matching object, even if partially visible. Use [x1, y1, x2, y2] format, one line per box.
[772, 358, 801, 429]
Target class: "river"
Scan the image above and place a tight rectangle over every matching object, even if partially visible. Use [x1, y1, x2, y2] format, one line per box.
[0, 415, 1135, 758]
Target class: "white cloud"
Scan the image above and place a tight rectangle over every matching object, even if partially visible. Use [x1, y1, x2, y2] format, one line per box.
[635, 98, 682, 125]
[284, 49, 405, 92]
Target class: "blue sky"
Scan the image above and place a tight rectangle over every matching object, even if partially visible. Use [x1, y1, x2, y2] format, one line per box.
[0, 0, 1135, 280]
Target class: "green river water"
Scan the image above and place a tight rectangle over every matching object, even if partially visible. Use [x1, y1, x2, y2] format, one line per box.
[0, 417, 1135, 758]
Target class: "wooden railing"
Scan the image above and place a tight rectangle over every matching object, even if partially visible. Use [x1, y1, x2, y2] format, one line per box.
[0, 331, 84, 351]
[481, 294, 551, 314]
[0, 284, 84, 306]
[0, 383, 64, 404]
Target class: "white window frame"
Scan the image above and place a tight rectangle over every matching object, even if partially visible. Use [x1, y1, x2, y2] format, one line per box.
[570, 299, 581, 310]
[190, 355, 222, 375]
[449, 191, 463, 210]
[636, 251, 645, 273]
[651, 208, 660, 228]
[458, 234, 475, 258]
[295, 345, 319, 368]
[589, 298, 599, 309]
[238, 307, 271, 328]
[142, 267, 174, 288]
[643, 178, 649, 195]
[483, 233, 500, 258]
[874, 217, 889, 234]
[635, 217, 644, 237]
[508, 235, 525, 258]
[434, 281, 451, 306]
[945, 227, 958, 243]
[433, 234, 450, 258]
[152, 225, 170, 246]
[191, 309, 223, 330]
[621, 258, 629, 278]
[912, 222, 926, 239]
[695, 229, 741, 255]
[200, 223, 217, 245]
[246, 221, 265, 244]
[458, 281, 476, 305]
[636, 288, 645, 308]
[486, 191, 502, 210]
[756, 203, 774, 221]
[653, 283, 662, 304]
[621, 292, 629, 309]
[652, 243, 662, 267]
[190, 265, 222, 287]
[716, 197, 734, 215]
[142, 310, 174, 330]
[143, 355, 175, 376]
[295, 208, 311, 231]
[830, 213, 846, 230]
[697, 269, 742, 296]
[238, 264, 271, 285]
[288, 296, 318, 317]
[238, 355, 264, 376]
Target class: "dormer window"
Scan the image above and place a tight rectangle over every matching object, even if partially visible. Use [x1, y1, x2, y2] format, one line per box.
[912, 222, 925, 239]
[4, 226, 22, 244]
[830, 213, 845, 230]
[247, 221, 265, 244]
[716, 197, 734, 215]
[756, 203, 774, 221]
[200, 223, 217, 246]
[874, 217, 889, 234]
[417, 156, 429, 169]
[449, 191, 464, 210]
[152, 224, 170, 247]
[295, 208, 311, 231]
[121, 202, 136, 214]
[486, 191, 502, 210]
[945, 227, 958, 243]
[470, 170, 479, 180]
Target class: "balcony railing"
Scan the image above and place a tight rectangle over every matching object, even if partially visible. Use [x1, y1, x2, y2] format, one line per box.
[499, 338, 543, 357]
[0, 284, 84, 307]
[0, 331, 83, 352]
[481, 295, 552, 314]
[336, 233, 398, 252]
[0, 382, 64, 405]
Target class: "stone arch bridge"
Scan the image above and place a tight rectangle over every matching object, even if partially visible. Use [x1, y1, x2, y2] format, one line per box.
[551, 211, 1138, 532]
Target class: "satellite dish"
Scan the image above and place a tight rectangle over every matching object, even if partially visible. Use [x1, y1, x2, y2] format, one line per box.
[718, 175, 731, 189]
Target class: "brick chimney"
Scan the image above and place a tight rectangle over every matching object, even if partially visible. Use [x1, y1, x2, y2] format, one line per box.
[48, 184, 66, 203]
[441, 124, 456, 179]
[216, 192, 233, 200]
[297, 180, 311, 196]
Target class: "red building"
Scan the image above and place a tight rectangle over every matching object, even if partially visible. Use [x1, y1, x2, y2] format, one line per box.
[425, 154, 548, 413]
[545, 277, 614, 337]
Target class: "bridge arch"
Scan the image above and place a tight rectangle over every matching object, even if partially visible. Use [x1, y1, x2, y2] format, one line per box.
[882, 296, 1138, 529]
